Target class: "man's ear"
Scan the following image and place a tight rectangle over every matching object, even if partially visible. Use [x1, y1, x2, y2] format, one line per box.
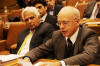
[75, 19, 80, 23]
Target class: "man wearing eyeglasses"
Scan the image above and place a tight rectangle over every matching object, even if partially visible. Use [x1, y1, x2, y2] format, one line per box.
[32, 0, 59, 30]
[11, 7, 55, 55]
[22, 6, 99, 65]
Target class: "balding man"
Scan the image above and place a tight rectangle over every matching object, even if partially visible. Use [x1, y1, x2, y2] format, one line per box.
[23, 6, 99, 65]
[11, 7, 55, 55]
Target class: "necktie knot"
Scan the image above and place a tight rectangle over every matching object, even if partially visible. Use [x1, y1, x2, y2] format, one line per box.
[67, 38, 73, 47]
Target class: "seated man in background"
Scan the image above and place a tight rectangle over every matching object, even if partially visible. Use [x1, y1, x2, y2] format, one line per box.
[11, 7, 55, 55]
[46, 0, 63, 16]
[32, 0, 58, 29]
[23, 6, 99, 65]
[83, 0, 100, 19]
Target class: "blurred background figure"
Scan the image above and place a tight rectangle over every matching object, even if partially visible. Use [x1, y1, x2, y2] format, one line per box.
[83, 0, 100, 19]
[32, 0, 58, 29]
[17, 0, 34, 8]
[46, 0, 63, 16]
[62, 0, 67, 6]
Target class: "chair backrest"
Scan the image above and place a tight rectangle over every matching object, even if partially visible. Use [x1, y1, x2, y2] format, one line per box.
[0, 22, 3, 40]
[6, 22, 27, 50]
[8, 9, 23, 21]
[76, 3, 88, 19]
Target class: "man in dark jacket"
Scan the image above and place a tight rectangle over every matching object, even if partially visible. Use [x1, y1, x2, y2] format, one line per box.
[22, 6, 99, 65]
[11, 7, 55, 55]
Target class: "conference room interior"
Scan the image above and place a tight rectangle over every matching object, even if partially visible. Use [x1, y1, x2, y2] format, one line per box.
[0, 0, 100, 66]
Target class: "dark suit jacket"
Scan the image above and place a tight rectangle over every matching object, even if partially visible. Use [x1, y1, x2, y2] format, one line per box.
[45, 14, 59, 29]
[25, 25, 99, 65]
[47, 4, 63, 16]
[83, 0, 100, 18]
[12, 22, 55, 54]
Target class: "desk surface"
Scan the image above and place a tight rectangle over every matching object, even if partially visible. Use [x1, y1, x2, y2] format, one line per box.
[1, 59, 58, 66]
[1, 59, 100, 66]
[80, 18, 100, 24]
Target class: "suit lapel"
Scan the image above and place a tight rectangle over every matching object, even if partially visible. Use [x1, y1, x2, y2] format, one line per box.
[96, 8, 100, 18]
[20, 29, 30, 45]
[55, 32, 66, 59]
[85, 1, 96, 18]
[29, 24, 42, 50]
[74, 25, 82, 55]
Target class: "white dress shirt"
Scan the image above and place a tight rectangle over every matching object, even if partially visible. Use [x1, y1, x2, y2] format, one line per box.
[60, 28, 79, 66]
[41, 13, 47, 23]
[19, 31, 33, 55]
[90, 3, 99, 19]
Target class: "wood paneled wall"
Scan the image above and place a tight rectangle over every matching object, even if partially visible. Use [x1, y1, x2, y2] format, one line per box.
[0, 0, 20, 14]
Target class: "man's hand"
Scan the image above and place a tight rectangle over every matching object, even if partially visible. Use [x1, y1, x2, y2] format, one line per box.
[18, 57, 32, 66]
[23, 57, 31, 62]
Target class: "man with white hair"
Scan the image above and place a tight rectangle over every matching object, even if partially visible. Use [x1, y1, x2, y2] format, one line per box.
[23, 6, 99, 65]
[11, 7, 55, 55]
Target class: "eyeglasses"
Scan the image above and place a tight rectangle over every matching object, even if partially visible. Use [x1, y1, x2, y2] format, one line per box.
[24, 16, 35, 22]
[57, 21, 74, 26]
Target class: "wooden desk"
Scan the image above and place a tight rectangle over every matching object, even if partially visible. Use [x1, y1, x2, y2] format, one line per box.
[1, 59, 100, 66]
[80, 18, 100, 24]
[80, 19, 100, 36]
[1, 59, 58, 66]
[2, 59, 18, 66]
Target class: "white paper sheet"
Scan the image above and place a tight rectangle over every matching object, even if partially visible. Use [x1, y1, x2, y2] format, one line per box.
[0, 54, 24, 62]
[33, 62, 45, 66]
[85, 22, 100, 24]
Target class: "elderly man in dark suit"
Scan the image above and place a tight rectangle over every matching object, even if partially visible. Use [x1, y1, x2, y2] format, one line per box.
[11, 7, 55, 55]
[22, 6, 99, 65]
[83, 0, 100, 19]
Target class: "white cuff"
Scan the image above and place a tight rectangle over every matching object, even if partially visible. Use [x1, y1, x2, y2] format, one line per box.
[60, 60, 66, 66]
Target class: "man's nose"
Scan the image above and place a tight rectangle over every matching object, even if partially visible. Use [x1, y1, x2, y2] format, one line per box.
[28, 19, 32, 23]
[60, 24, 64, 29]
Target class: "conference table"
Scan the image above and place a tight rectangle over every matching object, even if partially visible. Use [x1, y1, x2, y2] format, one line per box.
[1, 58, 100, 66]
[1, 58, 59, 66]
[80, 18, 100, 36]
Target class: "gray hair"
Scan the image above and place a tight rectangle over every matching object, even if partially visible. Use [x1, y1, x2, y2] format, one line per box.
[22, 7, 40, 19]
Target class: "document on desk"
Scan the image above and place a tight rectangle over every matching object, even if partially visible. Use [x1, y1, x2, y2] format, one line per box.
[85, 22, 100, 24]
[0, 54, 24, 62]
[33, 62, 45, 66]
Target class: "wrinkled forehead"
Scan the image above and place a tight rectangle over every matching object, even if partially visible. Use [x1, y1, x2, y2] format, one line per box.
[58, 12, 75, 21]
[58, 7, 80, 21]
